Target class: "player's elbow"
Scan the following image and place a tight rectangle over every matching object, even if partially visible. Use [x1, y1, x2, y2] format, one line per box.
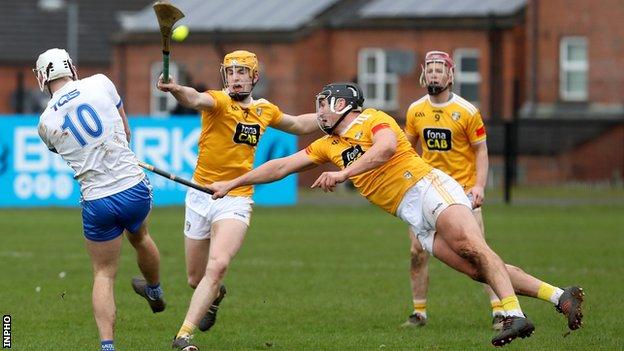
[254, 159, 287, 182]
[185, 95, 202, 110]
[378, 140, 397, 162]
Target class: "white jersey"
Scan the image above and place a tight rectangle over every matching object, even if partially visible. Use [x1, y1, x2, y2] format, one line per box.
[37, 74, 144, 200]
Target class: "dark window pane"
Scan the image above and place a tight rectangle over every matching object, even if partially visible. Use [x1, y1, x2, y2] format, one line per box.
[366, 56, 376, 74]
[461, 56, 479, 72]
[566, 71, 587, 93]
[384, 82, 396, 102]
[460, 83, 479, 103]
[158, 96, 168, 111]
[567, 43, 586, 62]
[365, 83, 377, 99]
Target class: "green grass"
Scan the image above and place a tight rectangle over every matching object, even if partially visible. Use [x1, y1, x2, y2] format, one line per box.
[487, 185, 624, 203]
[0, 201, 623, 350]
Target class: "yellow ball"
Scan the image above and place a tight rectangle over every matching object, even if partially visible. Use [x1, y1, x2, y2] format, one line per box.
[172, 25, 189, 42]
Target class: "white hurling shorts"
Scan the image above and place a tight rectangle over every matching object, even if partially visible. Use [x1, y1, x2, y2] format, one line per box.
[396, 169, 472, 254]
[184, 187, 254, 240]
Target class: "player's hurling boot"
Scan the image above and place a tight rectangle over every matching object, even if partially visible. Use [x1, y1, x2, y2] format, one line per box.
[401, 312, 427, 327]
[131, 277, 166, 313]
[556, 286, 585, 330]
[198, 284, 227, 331]
[172, 335, 198, 351]
[492, 314, 505, 331]
[491, 316, 535, 347]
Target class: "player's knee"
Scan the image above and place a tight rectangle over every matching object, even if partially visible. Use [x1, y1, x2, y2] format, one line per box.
[126, 231, 147, 247]
[468, 269, 486, 282]
[457, 242, 486, 269]
[410, 246, 428, 267]
[205, 258, 230, 281]
[505, 264, 524, 275]
[187, 264, 207, 288]
[187, 274, 201, 289]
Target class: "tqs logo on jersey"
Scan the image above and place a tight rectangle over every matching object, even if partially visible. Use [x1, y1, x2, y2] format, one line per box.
[424, 128, 452, 151]
[415, 112, 425, 118]
[233, 123, 261, 146]
[52, 89, 80, 111]
[341, 145, 365, 167]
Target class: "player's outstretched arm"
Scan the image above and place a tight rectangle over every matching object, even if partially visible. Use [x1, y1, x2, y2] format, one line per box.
[156, 74, 215, 110]
[208, 150, 316, 199]
[275, 113, 319, 135]
[311, 128, 397, 192]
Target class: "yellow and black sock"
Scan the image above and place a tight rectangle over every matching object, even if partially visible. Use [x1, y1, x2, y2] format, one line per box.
[176, 320, 196, 339]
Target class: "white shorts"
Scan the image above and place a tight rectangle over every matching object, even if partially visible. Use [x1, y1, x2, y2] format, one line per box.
[396, 169, 472, 254]
[184, 187, 254, 240]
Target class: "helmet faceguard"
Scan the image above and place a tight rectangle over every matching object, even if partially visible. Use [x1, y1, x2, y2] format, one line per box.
[419, 50, 454, 96]
[315, 82, 364, 135]
[33, 48, 77, 93]
[220, 50, 259, 101]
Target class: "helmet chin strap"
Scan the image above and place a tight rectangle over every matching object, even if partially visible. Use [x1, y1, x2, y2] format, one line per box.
[427, 83, 449, 96]
[319, 108, 352, 135]
[229, 92, 250, 101]
[229, 77, 257, 101]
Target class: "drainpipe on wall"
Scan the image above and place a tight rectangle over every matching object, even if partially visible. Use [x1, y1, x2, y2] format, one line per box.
[530, 0, 539, 118]
[488, 14, 503, 121]
[15, 71, 24, 114]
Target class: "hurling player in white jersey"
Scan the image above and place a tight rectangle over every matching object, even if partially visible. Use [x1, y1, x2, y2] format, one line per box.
[35, 48, 165, 351]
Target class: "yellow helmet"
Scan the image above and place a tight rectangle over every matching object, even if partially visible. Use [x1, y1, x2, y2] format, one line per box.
[222, 50, 258, 75]
[220, 50, 259, 101]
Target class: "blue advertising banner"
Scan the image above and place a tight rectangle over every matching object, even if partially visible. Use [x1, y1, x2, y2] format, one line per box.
[0, 116, 297, 207]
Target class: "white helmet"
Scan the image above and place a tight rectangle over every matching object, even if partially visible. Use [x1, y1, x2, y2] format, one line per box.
[33, 48, 77, 92]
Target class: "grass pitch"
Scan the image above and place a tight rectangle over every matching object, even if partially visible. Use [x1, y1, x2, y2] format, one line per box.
[0, 198, 622, 350]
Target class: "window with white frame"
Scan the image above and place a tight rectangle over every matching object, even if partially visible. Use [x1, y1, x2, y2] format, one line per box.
[559, 37, 588, 101]
[150, 61, 180, 116]
[453, 49, 481, 105]
[357, 49, 399, 110]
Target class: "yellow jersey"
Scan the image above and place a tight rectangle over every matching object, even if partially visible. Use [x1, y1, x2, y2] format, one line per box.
[405, 94, 486, 190]
[305, 108, 432, 214]
[194, 90, 283, 196]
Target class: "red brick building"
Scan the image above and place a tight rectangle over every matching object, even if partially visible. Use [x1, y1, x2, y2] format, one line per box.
[1, 0, 622, 184]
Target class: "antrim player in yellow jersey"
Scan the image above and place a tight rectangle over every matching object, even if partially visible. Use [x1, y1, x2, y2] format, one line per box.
[402, 50, 502, 329]
[207, 82, 585, 348]
[157, 50, 318, 350]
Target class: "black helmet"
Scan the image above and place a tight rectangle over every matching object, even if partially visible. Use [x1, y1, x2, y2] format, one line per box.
[316, 82, 364, 112]
[315, 82, 364, 135]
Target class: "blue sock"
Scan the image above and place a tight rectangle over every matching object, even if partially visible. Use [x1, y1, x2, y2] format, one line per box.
[101, 340, 115, 351]
[145, 282, 163, 300]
